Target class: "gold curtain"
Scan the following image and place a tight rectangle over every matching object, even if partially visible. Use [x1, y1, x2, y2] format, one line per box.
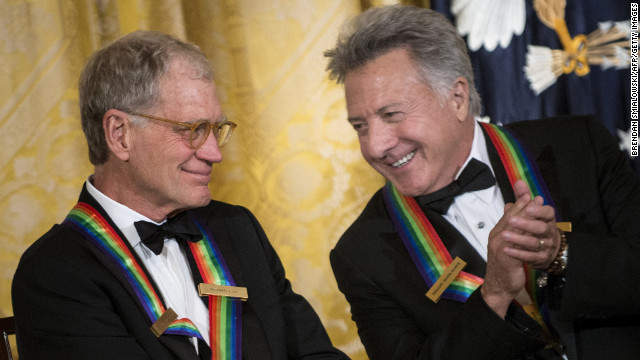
[0, 0, 439, 358]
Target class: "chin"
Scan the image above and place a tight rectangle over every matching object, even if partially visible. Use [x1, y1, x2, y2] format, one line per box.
[195, 194, 212, 207]
[391, 179, 431, 198]
[185, 190, 212, 208]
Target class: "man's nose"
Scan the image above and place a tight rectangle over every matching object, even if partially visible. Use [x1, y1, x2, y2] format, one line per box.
[364, 120, 397, 159]
[195, 131, 223, 164]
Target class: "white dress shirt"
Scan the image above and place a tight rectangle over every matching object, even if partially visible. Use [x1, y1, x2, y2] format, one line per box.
[86, 178, 209, 348]
[442, 121, 506, 261]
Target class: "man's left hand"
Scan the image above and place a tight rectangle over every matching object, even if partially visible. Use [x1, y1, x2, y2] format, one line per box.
[502, 180, 561, 269]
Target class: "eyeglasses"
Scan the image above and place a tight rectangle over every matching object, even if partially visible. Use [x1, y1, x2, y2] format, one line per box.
[131, 113, 237, 149]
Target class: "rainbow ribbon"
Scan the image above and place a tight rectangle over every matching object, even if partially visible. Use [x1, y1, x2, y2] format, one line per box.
[481, 122, 557, 210]
[384, 184, 484, 301]
[64, 202, 242, 359]
[481, 122, 558, 328]
[188, 219, 242, 360]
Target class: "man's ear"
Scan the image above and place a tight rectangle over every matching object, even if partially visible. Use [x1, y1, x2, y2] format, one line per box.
[450, 76, 470, 122]
[103, 109, 132, 162]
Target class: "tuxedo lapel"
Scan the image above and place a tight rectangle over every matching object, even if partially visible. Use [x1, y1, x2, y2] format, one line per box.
[199, 210, 246, 288]
[183, 210, 251, 358]
[383, 191, 487, 280]
[483, 126, 515, 204]
[421, 207, 487, 278]
[183, 210, 247, 301]
[73, 185, 200, 360]
[485, 125, 564, 220]
[531, 146, 564, 221]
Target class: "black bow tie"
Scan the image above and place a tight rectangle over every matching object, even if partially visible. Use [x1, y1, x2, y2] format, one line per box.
[417, 158, 495, 214]
[134, 212, 202, 255]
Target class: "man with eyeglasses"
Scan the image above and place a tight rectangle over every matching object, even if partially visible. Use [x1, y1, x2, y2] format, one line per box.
[12, 30, 347, 360]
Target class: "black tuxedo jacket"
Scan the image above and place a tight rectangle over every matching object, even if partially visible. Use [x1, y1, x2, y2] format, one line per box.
[330, 116, 640, 360]
[12, 186, 348, 360]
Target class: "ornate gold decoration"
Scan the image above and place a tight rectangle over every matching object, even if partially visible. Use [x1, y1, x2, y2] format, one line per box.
[525, 0, 631, 94]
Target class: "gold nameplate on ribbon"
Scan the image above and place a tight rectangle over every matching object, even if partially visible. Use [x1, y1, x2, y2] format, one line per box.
[198, 283, 248, 301]
[150, 308, 178, 337]
[426, 257, 467, 303]
[556, 222, 572, 232]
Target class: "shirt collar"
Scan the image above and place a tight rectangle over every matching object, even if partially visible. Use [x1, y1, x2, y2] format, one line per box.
[85, 176, 162, 248]
[453, 120, 497, 204]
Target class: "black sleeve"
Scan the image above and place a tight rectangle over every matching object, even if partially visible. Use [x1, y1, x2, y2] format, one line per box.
[554, 116, 640, 318]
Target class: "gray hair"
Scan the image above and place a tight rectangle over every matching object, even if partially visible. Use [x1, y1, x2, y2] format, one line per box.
[79, 30, 214, 165]
[325, 5, 481, 117]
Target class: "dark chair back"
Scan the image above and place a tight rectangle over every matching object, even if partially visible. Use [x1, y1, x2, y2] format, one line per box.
[0, 316, 15, 360]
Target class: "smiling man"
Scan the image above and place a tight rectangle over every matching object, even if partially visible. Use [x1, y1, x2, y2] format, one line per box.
[12, 30, 347, 360]
[325, 5, 640, 360]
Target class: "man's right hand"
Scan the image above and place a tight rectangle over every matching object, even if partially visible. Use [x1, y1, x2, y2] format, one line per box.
[481, 180, 532, 318]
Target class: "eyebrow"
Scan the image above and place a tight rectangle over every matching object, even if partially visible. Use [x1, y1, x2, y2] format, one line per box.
[347, 104, 401, 123]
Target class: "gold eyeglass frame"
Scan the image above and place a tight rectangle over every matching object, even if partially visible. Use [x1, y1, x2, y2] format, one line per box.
[131, 113, 237, 148]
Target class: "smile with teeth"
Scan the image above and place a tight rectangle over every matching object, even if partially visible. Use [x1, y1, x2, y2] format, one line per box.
[392, 151, 415, 167]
